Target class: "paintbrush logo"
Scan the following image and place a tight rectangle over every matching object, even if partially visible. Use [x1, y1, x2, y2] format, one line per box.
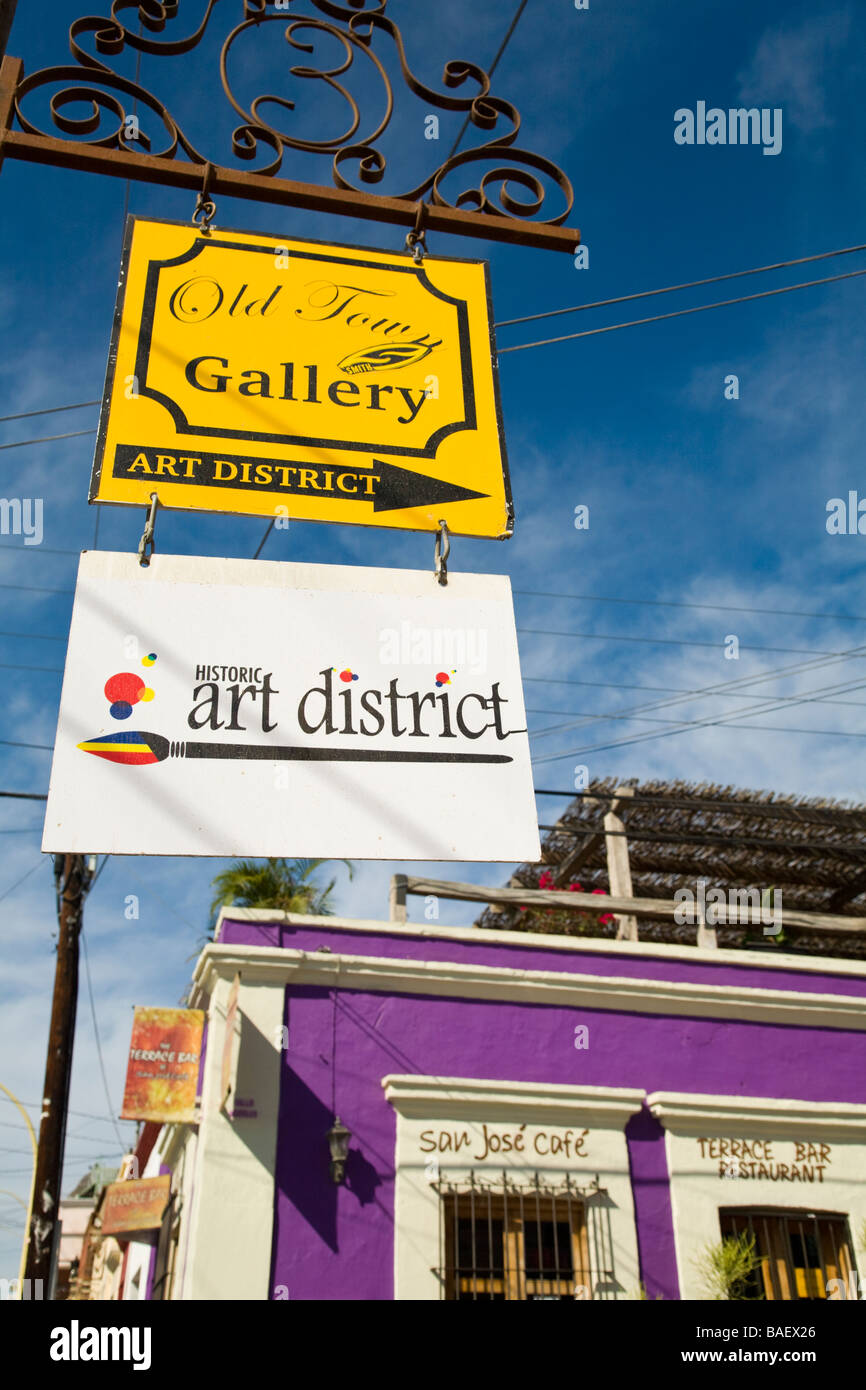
[77, 730, 510, 766]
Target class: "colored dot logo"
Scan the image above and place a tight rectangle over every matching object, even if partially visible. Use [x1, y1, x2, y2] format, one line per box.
[142, 653, 157, 667]
[333, 667, 359, 683]
[105, 663, 156, 721]
[435, 670, 457, 687]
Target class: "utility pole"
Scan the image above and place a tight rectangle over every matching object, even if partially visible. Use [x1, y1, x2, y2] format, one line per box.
[24, 854, 91, 1290]
[0, 0, 17, 63]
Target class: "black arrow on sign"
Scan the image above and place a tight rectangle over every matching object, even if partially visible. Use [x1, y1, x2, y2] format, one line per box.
[113, 444, 490, 513]
[370, 459, 488, 512]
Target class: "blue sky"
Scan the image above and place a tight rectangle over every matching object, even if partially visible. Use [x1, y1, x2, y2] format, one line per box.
[0, 0, 864, 1273]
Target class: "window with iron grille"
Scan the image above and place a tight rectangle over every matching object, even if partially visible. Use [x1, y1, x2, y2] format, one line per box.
[435, 1173, 615, 1301]
[720, 1208, 855, 1300]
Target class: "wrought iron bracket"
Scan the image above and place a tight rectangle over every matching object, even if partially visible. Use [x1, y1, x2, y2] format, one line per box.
[0, 1, 578, 253]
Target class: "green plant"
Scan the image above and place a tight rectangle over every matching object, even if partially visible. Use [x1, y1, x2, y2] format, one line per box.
[696, 1231, 765, 1300]
[208, 856, 353, 929]
[633, 1280, 664, 1300]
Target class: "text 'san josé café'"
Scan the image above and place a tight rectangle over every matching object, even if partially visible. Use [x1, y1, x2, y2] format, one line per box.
[123, 783, 866, 1302]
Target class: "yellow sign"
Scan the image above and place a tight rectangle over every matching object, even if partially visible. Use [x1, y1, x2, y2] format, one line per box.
[90, 217, 513, 538]
[101, 1175, 172, 1236]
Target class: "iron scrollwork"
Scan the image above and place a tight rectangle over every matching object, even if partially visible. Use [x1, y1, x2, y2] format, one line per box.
[8, 0, 574, 241]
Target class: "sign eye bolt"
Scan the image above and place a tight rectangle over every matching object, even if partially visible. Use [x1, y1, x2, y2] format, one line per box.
[138, 492, 160, 568]
[434, 519, 450, 586]
[192, 162, 217, 233]
[406, 201, 429, 263]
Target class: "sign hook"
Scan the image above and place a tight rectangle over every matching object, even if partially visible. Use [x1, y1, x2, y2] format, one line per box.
[434, 519, 450, 586]
[192, 162, 217, 233]
[138, 492, 159, 568]
[405, 201, 428, 264]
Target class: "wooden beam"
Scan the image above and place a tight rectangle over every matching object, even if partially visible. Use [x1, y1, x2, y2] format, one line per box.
[693, 879, 718, 950]
[400, 876, 866, 936]
[604, 787, 638, 942]
[389, 874, 408, 925]
[551, 826, 605, 885]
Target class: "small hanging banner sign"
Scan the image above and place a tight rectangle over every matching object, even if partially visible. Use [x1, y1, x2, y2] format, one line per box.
[42, 551, 539, 862]
[89, 217, 513, 539]
[101, 1175, 172, 1236]
[120, 1006, 205, 1125]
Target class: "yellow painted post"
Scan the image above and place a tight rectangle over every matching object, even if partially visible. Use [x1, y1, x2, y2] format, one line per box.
[0, 1081, 37, 1292]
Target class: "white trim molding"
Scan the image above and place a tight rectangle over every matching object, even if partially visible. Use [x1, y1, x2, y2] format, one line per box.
[648, 1091, 866, 1140]
[193, 942, 866, 1032]
[384, 1075, 646, 1126]
[216, 907, 866, 982]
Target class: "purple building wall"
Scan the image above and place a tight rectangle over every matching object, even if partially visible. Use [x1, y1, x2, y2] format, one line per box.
[220, 916, 866, 1302]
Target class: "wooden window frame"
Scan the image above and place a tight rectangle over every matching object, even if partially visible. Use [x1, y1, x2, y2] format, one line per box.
[720, 1207, 854, 1302]
[438, 1177, 595, 1301]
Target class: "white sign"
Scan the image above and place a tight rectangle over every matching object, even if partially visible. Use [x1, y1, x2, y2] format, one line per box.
[43, 552, 539, 861]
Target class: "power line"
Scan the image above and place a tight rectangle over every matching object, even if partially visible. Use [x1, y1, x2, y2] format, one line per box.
[0, 581, 73, 596]
[498, 268, 866, 354]
[0, 1143, 120, 1157]
[0, 1095, 132, 1126]
[89, 855, 109, 891]
[514, 588, 866, 626]
[531, 668, 866, 763]
[0, 740, 52, 751]
[0, 428, 96, 452]
[530, 789, 866, 821]
[0, 661, 63, 674]
[253, 518, 275, 560]
[526, 684, 866, 710]
[0, 401, 98, 425]
[0, 546, 80, 556]
[4, 574, 866, 629]
[529, 706, 866, 740]
[0, 629, 66, 642]
[530, 670, 866, 744]
[525, 644, 866, 744]
[517, 625, 863, 657]
[446, 0, 529, 160]
[0, 791, 47, 800]
[0, 858, 46, 904]
[495, 241, 866, 328]
[81, 928, 127, 1154]
[121, 862, 200, 934]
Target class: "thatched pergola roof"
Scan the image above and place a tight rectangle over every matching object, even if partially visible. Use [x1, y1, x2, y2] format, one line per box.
[476, 778, 866, 959]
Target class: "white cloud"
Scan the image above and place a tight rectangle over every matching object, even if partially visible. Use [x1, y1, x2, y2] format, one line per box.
[737, 9, 853, 133]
